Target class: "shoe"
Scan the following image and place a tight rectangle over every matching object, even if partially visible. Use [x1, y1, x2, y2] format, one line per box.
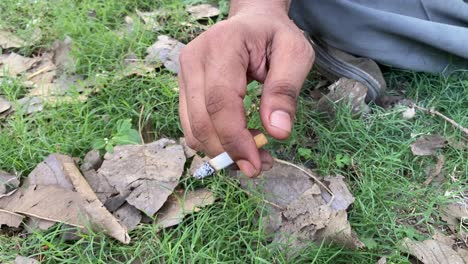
[305, 34, 386, 102]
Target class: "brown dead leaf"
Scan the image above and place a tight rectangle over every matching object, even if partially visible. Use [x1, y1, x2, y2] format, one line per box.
[115, 52, 155, 79]
[440, 202, 468, 243]
[400, 238, 465, 264]
[80, 150, 117, 204]
[187, 4, 220, 20]
[240, 160, 363, 250]
[423, 154, 445, 186]
[145, 35, 185, 74]
[0, 53, 41, 77]
[136, 9, 166, 32]
[97, 139, 186, 216]
[0, 170, 19, 198]
[0, 209, 24, 228]
[0, 30, 26, 49]
[0, 96, 12, 114]
[411, 134, 447, 156]
[156, 188, 214, 228]
[52, 36, 74, 73]
[113, 202, 142, 231]
[17, 96, 44, 114]
[14, 256, 39, 264]
[0, 154, 130, 243]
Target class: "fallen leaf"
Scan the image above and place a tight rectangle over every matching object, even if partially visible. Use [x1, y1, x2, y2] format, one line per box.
[113, 202, 142, 231]
[0, 170, 19, 198]
[0, 30, 26, 49]
[440, 202, 468, 242]
[316, 78, 370, 118]
[14, 256, 39, 264]
[432, 230, 456, 245]
[411, 134, 447, 156]
[0, 154, 130, 243]
[0, 209, 24, 228]
[145, 35, 185, 74]
[0, 96, 12, 114]
[97, 139, 186, 216]
[115, 52, 155, 79]
[156, 188, 214, 228]
[187, 4, 220, 20]
[423, 155, 445, 186]
[17, 96, 44, 114]
[0, 53, 41, 77]
[26, 52, 56, 86]
[136, 9, 166, 32]
[24, 217, 55, 231]
[400, 238, 465, 264]
[52, 36, 74, 73]
[239, 160, 363, 250]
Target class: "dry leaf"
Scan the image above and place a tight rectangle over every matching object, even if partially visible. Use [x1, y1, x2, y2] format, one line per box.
[440, 202, 468, 242]
[156, 188, 214, 228]
[145, 35, 185, 74]
[97, 139, 186, 216]
[423, 155, 445, 186]
[400, 238, 465, 264]
[14, 256, 39, 264]
[187, 4, 220, 20]
[115, 52, 155, 79]
[0, 209, 24, 228]
[52, 36, 74, 73]
[0, 170, 19, 198]
[376, 256, 387, 264]
[136, 9, 165, 32]
[24, 217, 55, 231]
[113, 202, 142, 231]
[0, 53, 40, 77]
[0, 96, 12, 114]
[411, 134, 447, 156]
[240, 161, 363, 250]
[402, 107, 416, 119]
[0, 154, 130, 243]
[0, 30, 26, 49]
[17, 96, 44, 114]
[316, 78, 370, 118]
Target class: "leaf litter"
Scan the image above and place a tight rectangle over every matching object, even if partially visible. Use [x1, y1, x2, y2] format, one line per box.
[411, 134, 447, 156]
[145, 35, 185, 74]
[187, 4, 220, 20]
[238, 160, 364, 251]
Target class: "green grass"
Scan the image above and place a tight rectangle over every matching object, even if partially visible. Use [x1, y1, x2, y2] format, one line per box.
[1, 0, 467, 263]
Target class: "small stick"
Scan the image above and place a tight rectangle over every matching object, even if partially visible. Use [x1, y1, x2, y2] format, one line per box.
[138, 105, 145, 144]
[411, 104, 468, 136]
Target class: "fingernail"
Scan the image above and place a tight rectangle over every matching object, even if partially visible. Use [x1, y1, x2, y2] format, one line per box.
[261, 162, 273, 171]
[237, 160, 257, 177]
[270, 110, 291, 132]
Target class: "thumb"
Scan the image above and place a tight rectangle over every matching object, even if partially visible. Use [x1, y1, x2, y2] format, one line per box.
[260, 31, 314, 139]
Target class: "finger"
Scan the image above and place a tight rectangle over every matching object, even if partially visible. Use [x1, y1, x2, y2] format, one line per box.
[260, 32, 314, 139]
[179, 46, 224, 157]
[178, 74, 203, 152]
[259, 149, 273, 171]
[204, 49, 262, 177]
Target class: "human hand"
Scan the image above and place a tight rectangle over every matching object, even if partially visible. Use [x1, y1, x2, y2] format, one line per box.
[178, 1, 314, 177]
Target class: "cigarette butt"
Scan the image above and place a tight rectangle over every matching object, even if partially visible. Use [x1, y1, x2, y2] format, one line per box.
[253, 133, 268, 149]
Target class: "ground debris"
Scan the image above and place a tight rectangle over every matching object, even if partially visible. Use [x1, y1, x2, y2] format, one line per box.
[113, 202, 142, 231]
[136, 9, 167, 32]
[145, 35, 185, 74]
[239, 160, 363, 251]
[0, 53, 41, 77]
[411, 134, 447, 156]
[14, 256, 39, 264]
[400, 238, 466, 264]
[0, 30, 26, 49]
[440, 201, 468, 243]
[156, 188, 215, 228]
[97, 139, 186, 216]
[187, 4, 220, 20]
[0, 96, 12, 115]
[0, 170, 19, 198]
[115, 52, 155, 79]
[423, 154, 445, 186]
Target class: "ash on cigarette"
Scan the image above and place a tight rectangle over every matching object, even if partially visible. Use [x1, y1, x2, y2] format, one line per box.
[193, 162, 215, 179]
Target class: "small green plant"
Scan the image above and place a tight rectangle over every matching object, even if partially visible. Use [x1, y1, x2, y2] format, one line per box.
[298, 147, 313, 160]
[92, 119, 141, 153]
[335, 153, 351, 168]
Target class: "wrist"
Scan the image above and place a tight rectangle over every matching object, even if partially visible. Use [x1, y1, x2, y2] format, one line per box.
[229, 0, 291, 18]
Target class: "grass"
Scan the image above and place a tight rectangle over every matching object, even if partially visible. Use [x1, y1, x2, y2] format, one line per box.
[1, 0, 467, 263]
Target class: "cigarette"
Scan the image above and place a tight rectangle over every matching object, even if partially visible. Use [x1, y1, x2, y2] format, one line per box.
[192, 133, 268, 179]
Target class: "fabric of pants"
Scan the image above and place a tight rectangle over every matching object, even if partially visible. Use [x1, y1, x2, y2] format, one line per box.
[289, 0, 468, 74]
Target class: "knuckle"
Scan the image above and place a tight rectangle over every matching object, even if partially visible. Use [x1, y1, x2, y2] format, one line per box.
[269, 81, 300, 104]
[205, 89, 226, 116]
[185, 136, 201, 150]
[190, 119, 211, 143]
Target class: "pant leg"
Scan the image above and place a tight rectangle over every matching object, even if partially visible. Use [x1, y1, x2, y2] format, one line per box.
[289, 0, 468, 73]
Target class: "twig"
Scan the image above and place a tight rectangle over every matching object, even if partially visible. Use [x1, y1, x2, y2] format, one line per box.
[138, 105, 145, 145]
[411, 104, 468, 136]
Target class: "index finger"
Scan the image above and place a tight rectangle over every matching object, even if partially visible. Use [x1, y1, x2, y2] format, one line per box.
[204, 50, 262, 177]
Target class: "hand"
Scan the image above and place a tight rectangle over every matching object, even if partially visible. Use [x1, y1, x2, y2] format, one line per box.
[178, 3, 314, 177]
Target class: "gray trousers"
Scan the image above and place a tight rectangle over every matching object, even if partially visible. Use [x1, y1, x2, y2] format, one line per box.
[289, 0, 468, 74]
